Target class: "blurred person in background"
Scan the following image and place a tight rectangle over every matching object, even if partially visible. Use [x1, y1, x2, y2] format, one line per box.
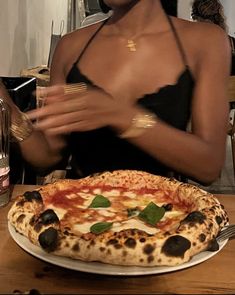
[191, 0, 235, 75]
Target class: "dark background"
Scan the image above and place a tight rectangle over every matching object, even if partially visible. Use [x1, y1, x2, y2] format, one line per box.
[85, 0, 178, 16]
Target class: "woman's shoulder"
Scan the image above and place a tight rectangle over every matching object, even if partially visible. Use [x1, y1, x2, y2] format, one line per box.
[58, 21, 105, 49]
[173, 17, 230, 55]
[174, 17, 228, 42]
[51, 21, 106, 66]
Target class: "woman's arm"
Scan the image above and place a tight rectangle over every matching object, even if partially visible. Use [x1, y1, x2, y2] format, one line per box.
[116, 25, 231, 184]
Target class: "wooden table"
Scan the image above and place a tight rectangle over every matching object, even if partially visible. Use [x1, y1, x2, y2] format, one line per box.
[0, 185, 235, 294]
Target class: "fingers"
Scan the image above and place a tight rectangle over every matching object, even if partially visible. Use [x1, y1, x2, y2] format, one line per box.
[27, 98, 87, 120]
[42, 120, 97, 135]
[34, 110, 87, 129]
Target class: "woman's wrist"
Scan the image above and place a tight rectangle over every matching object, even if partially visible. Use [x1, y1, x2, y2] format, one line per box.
[11, 110, 34, 142]
[111, 107, 158, 139]
[118, 111, 158, 139]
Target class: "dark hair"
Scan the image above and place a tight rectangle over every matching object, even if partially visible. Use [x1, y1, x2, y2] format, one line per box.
[191, 0, 227, 31]
[160, 0, 177, 17]
[98, 0, 111, 13]
[98, 0, 178, 16]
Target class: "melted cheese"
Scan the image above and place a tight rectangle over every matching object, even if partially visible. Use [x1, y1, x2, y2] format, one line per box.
[112, 219, 159, 235]
[73, 219, 159, 235]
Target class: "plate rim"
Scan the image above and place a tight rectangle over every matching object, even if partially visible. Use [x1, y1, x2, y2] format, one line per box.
[8, 222, 228, 276]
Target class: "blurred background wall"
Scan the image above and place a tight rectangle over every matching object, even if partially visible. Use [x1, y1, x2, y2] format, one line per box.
[0, 0, 69, 76]
[0, 0, 234, 77]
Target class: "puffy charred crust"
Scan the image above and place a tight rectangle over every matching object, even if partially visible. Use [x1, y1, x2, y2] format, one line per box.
[39, 209, 59, 225]
[23, 191, 42, 202]
[207, 238, 219, 252]
[182, 211, 206, 224]
[162, 235, 191, 257]
[39, 227, 58, 252]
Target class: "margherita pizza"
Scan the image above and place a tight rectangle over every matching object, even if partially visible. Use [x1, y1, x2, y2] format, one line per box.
[8, 170, 229, 266]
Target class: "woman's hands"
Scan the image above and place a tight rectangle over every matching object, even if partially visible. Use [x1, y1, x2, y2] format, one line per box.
[27, 84, 136, 135]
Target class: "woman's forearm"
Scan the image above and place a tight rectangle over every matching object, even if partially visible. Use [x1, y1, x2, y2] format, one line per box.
[18, 129, 66, 169]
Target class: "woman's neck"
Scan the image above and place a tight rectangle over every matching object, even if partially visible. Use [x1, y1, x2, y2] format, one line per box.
[107, 0, 166, 39]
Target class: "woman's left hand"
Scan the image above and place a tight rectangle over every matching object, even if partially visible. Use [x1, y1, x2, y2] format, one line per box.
[27, 84, 134, 135]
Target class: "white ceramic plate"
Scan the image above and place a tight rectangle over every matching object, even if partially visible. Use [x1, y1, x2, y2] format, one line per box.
[8, 223, 228, 276]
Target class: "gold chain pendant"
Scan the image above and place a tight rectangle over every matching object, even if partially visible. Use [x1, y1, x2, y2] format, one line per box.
[126, 40, 137, 52]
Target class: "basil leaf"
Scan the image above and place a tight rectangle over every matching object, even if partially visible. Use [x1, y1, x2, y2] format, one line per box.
[127, 207, 140, 217]
[138, 202, 165, 226]
[90, 222, 113, 234]
[88, 195, 111, 208]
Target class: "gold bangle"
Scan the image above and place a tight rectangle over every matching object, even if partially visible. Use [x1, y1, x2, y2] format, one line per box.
[11, 111, 34, 142]
[119, 112, 158, 139]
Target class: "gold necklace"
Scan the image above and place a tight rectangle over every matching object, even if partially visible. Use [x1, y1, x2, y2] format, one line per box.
[112, 25, 139, 52]
[126, 40, 137, 52]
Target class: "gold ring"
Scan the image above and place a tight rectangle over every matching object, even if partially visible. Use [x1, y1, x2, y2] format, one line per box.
[63, 82, 87, 95]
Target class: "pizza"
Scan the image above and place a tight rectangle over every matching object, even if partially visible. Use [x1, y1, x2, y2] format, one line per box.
[8, 170, 229, 267]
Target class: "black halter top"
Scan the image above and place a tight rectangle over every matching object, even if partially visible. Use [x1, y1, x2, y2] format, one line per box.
[66, 16, 195, 178]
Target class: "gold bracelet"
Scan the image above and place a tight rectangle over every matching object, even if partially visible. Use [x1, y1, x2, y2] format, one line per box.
[119, 112, 158, 139]
[11, 111, 34, 142]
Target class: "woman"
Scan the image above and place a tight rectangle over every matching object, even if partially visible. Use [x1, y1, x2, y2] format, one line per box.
[0, 0, 231, 184]
[191, 0, 235, 75]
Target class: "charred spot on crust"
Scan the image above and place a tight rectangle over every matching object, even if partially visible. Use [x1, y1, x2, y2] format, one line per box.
[114, 244, 122, 249]
[99, 247, 105, 252]
[182, 211, 206, 224]
[162, 235, 191, 257]
[39, 209, 59, 225]
[34, 223, 43, 233]
[90, 240, 95, 246]
[63, 230, 70, 236]
[139, 238, 146, 243]
[23, 191, 42, 202]
[29, 216, 36, 226]
[207, 238, 219, 251]
[215, 216, 223, 225]
[148, 255, 154, 263]
[143, 244, 155, 255]
[38, 227, 58, 252]
[199, 233, 206, 242]
[122, 250, 127, 257]
[161, 203, 173, 211]
[72, 243, 80, 252]
[16, 214, 26, 223]
[16, 199, 25, 207]
[124, 238, 136, 249]
[107, 239, 118, 246]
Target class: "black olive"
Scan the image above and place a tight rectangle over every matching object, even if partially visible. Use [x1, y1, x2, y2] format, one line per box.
[162, 203, 173, 211]
[39, 227, 58, 251]
[23, 191, 42, 202]
[39, 209, 59, 225]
